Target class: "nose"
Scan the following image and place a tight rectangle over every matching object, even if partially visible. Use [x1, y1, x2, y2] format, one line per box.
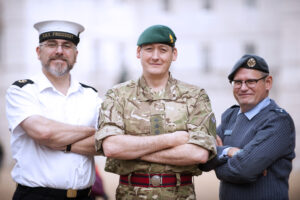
[151, 49, 159, 60]
[55, 45, 64, 54]
[240, 82, 249, 90]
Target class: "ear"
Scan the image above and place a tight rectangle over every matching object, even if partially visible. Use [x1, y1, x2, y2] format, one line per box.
[36, 46, 41, 59]
[265, 75, 273, 91]
[136, 46, 141, 59]
[172, 47, 178, 61]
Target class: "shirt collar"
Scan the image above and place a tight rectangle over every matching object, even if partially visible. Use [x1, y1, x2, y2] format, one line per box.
[68, 76, 82, 95]
[137, 73, 178, 101]
[33, 72, 53, 92]
[33, 72, 81, 95]
[239, 97, 271, 120]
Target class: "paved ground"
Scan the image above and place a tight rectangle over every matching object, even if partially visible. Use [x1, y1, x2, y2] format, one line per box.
[1, 161, 300, 200]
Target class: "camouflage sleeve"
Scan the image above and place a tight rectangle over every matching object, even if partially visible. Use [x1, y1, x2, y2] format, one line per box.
[187, 89, 217, 160]
[95, 88, 125, 155]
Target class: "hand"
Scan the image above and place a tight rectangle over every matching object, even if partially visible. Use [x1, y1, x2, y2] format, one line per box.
[216, 135, 223, 146]
[263, 169, 267, 176]
[227, 147, 241, 157]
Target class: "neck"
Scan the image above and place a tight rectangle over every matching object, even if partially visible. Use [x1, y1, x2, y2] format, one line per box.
[43, 70, 71, 95]
[143, 73, 169, 91]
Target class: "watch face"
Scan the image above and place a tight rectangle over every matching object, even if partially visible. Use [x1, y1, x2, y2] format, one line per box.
[65, 144, 72, 152]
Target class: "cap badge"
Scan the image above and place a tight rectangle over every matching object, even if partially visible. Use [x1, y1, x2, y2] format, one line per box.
[169, 34, 174, 43]
[247, 58, 256, 67]
[18, 79, 28, 83]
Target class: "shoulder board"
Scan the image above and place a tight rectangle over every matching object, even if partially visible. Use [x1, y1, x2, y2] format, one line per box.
[80, 83, 97, 92]
[230, 104, 240, 109]
[12, 79, 34, 88]
[272, 107, 288, 114]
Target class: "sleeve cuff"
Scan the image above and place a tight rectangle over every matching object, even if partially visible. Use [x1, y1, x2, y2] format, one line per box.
[219, 147, 230, 161]
[95, 125, 123, 154]
[188, 131, 217, 159]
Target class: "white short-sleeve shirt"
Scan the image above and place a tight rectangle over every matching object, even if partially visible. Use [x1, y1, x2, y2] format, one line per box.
[5, 72, 102, 189]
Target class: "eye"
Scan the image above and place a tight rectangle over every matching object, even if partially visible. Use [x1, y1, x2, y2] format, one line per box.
[46, 43, 57, 48]
[246, 80, 257, 85]
[144, 47, 153, 51]
[62, 43, 72, 49]
[160, 48, 168, 52]
[234, 80, 242, 85]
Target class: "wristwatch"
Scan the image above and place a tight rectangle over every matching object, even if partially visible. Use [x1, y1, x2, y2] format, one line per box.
[65, 144, 72, 153]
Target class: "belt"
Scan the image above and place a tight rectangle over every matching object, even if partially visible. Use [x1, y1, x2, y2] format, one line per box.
[120, 173, 193, 187]
[17, 184, 91, 198]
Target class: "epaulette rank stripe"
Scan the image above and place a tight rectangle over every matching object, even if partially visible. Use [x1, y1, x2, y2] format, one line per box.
[230, 105, 240, 109]
[12, 79, 34, 88]
[80, 83, 97, 92]
[273, 108, 287, 114]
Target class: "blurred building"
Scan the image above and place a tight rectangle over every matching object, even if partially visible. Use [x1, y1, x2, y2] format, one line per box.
[0, 0, 299, 188]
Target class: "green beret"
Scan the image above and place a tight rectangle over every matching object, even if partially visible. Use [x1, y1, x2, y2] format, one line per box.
[137, 25, 177, 47]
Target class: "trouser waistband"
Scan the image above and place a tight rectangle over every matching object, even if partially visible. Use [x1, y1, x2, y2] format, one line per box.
[120, 173, 193, 187]
[16, 184, 91, 198]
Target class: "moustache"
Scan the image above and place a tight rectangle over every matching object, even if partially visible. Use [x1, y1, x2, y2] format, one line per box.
[49, 56, 68, 62]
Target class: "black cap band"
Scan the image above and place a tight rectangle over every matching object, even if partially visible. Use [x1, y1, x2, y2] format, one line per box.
[39, 31, 80, 45]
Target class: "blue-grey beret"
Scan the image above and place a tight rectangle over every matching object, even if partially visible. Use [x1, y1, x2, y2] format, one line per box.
[228, 54, 269, 81]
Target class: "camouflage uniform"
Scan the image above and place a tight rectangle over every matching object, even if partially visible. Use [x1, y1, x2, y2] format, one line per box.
[96, 74, 217, 200]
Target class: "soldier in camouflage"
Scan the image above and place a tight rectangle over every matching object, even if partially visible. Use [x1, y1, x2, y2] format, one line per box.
[95, 25, 217, 199]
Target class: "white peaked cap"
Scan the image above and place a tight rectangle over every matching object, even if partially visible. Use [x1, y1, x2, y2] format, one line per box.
[34, 20, 85, 45]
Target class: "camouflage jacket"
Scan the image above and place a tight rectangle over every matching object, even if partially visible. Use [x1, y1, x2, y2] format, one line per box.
[95, 74, 216, 175]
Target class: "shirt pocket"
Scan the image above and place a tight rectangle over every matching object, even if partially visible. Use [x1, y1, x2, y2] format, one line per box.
[165, 101, 188, 132]
[124, 101, 151, 135]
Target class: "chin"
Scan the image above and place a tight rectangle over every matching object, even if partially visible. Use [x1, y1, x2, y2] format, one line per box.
[145, 70, 163, 76]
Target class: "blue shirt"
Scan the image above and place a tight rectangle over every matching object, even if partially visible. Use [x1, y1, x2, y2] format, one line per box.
[239, 97, 271, 120]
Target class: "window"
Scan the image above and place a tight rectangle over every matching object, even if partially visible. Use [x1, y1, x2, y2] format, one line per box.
[117, 43, 129, 83]
[244, 43, 256, 54]
[93, 39, 101, 70]
[202, 45, 211, 73]
[0, 31, 2, 63]
[245, 0, 256, 8]
[162, 0, 171, 12]
[0, 3, 2, 63]
[202, 0, 212, 10]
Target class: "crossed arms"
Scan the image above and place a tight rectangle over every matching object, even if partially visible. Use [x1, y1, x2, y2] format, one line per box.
[96, 87, 216, 166]
[102, 131, 209, 166]
[6, 85, 100, 156]
[20, 115, 98, 155]
[199, 115, 294, 183]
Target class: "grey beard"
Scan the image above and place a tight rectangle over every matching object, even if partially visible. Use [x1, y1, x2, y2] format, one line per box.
[45, 62, 73, 77]
[43, 58, 74, 77]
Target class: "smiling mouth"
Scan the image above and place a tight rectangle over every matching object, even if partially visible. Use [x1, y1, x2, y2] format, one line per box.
[149, 63, 162, 66]
[239, 94, 252, 98]
[51, 58, 66, 61]
[50, 59, 68, 65]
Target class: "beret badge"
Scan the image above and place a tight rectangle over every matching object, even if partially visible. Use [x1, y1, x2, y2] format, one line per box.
[247, 58, 256, 67]
[169, 34, 174, 43]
